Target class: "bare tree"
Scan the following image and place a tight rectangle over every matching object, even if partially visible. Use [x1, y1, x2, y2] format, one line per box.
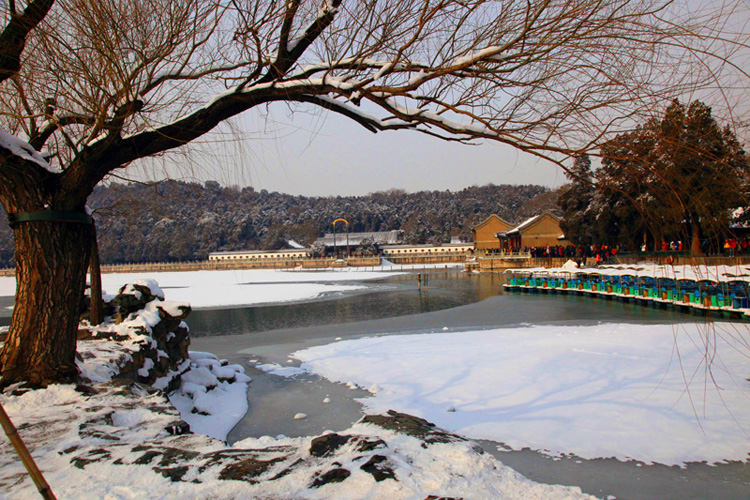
[0, 0, 747, 386]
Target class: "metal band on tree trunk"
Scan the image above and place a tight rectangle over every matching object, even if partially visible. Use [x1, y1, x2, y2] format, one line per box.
[7, 211, 94, 226]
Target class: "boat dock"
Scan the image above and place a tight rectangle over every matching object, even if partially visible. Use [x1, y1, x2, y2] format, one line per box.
[502, 263, 750, 319]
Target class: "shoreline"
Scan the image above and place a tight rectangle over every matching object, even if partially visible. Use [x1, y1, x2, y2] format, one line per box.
[209, 345, 750, 500]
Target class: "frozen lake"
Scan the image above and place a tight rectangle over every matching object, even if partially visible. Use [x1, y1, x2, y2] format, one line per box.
[189, 270, 750, 500]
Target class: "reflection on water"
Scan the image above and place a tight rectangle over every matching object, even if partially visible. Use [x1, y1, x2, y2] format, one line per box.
[188, 271, 505, 337]
[189, 269, 703, 340]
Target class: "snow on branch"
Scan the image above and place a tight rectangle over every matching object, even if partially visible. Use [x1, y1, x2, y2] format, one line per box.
[140, 62, 263, 98]
[294, 94, 416, 134]
[290, 0, 340, 53]
[451, 46, 506, 68]
[0, 127, 61, 174]
[294, 58, 426, 80]
[263, 0, 342, 82]
[370, 97, 497, 138]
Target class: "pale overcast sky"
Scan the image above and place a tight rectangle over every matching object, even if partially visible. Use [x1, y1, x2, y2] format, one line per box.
[166, 104, 568, 197]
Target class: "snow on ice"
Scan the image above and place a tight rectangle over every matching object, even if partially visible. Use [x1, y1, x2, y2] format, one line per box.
[292, 322, 750, 466]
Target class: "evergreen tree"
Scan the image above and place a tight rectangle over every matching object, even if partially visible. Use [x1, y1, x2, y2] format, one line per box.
[557, 155, 596, 245]
[655, 100, 749, 254]
[591, 100, 749, 254]
[597, 126, 663, 250]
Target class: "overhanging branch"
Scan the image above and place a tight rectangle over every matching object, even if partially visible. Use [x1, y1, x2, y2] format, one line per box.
[0, 0, 55, 83]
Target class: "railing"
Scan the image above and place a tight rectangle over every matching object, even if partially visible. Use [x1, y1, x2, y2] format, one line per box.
[300, 257, 382, 269]
[384, 253, 469, 265]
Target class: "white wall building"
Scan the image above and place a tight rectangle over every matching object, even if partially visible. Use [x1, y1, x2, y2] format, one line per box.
[381, 243, 473, 257]
[208, 249, 310, 261]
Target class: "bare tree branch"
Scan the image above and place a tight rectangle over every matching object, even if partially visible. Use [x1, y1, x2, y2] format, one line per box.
[0, 0, 54, 83]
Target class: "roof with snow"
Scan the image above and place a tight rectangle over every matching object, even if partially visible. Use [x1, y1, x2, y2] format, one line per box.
[496, 213, 562, 238]
[316, 230, 402, 248]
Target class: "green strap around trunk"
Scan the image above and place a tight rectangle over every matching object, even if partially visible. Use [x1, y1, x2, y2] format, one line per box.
[7, 210, 94, 226]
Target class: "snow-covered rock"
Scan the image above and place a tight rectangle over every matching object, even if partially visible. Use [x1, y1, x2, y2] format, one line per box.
[0, 384, 594, 500]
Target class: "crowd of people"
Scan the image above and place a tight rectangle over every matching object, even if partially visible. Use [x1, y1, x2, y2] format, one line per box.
[483, 237, 750, 261]
[524, 244, 625, 264]
[658, 241, 684, 252]
[722, 238, 750, 256]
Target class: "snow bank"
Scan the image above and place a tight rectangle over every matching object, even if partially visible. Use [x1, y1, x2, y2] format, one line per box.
[100, 270, 388, 309]
[0, 388, 593, 500]
[169, 351, 251, 441]
[0, 268, 405, 307]
[292, 322, 750, 466]
[0, 266, 462, 305]
[73, 279, 251, 442]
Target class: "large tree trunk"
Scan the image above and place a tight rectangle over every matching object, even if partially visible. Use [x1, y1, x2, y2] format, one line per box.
[690, 220, 703, 257]
[0, 219, 92, 387]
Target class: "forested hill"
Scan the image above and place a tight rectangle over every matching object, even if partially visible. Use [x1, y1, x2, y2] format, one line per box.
[0, 181, 558, 266]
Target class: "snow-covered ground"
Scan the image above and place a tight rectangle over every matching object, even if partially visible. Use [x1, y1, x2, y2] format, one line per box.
[0, 268, 411, 309]
[3, 265, 749, 497]
[290, 322, 750, 467]
[1, 374, 594, 499]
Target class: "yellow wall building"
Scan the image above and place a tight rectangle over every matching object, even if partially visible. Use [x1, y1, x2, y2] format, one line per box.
[472, 214, 514, 252]
[498, 213, 570, 250]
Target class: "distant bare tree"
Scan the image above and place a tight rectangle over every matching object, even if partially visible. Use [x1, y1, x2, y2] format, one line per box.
[0, 0, 748, 385]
